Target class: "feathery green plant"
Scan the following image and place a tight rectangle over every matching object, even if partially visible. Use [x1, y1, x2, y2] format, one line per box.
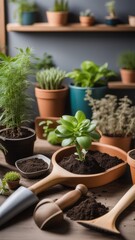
[52, 0, 69, 12]
[0, 47, 33, 134]
[85, 90, 135, 137]
[36, 67, 66, 90]
[118, 51, 135, 70]
[105, 0, 116, 18]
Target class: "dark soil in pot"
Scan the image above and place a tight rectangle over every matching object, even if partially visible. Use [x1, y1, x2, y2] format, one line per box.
[0, 127, 33, 139]
[59, 150, 123, 175]
[17, 158, 48, 173]
[66, 193, 109, 220]
[129, 151, 135, 160]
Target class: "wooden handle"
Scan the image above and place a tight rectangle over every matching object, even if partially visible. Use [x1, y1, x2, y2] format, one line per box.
[55, 184, 88, 210]
[29, 169, 66, 195]
[108, 184, 135, 221]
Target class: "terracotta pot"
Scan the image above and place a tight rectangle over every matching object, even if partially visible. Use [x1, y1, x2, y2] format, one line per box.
[52, 142, 127, 188]
[127, 149, 135, 184]
[35, 85, 68, 117]
[99, 135, 132, 152]
[7, 180, 20, 190]
[79, 16, 94, 26]
[0, 127, 36, 165]
[35, 116, 59, 139]
[128, 15, 135, 26]
[46, 11, 68, 26]
[120, 68, 135, 84]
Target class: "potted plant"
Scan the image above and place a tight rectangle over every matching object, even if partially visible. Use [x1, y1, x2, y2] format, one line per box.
[3, 171, 21, 190]
[105, 0, 119, 26]
[35, 67, 68, 117]
[127, 149, 135, 184]
[128, 15, 135, 27]
[85, 92, 135, 152]
[46, 0, 69, 26]
[35, 52, 55, 71]
[67, 60, 116, 118]
[51, 110, 127, 187]
[79, 9, 95, 27]
[10, 0, 38, 25]
[118, 51, 135, 84]
[0, 47, 36, 165]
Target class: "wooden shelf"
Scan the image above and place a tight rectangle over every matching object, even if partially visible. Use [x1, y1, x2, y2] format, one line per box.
[7, 23, 135, 32]
[108, 81, 135, 89]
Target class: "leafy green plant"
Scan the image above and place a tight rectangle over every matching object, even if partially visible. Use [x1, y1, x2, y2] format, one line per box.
[85, 90, 135, 137]
[10, 0, 38, 23]
[51, 0, 69, 12]
[105, 0, 116, 18]
[36, 67, 66, 90]
[80, 9, 94, 17]
[55, 110, 101, 161]
[4, 171, 21, 182]
[0, 178, 10, 195]
[67, 60, 116, 87]
[35, 52, 55, 70]
[118, 51, 135, 70]
[0, 47, 33, 136]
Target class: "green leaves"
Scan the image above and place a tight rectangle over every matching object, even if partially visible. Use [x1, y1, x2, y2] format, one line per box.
[55, 110, 101, 161]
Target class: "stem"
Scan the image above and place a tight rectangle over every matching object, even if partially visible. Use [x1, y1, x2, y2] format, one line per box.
[75, 141, 83, 161]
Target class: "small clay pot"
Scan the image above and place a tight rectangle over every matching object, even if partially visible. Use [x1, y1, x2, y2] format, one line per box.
[7, 180, 20, 190]
[127, 149, 135, 184]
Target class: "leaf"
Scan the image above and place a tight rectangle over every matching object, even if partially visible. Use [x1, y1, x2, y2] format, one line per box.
[75, 111, 86, 123]
[76, 136, 92, 149]
[58, 118, 74, 130]
[62, 115, 78, 127]
[62, 138, 74, 147]
[56, 126, 72, 137]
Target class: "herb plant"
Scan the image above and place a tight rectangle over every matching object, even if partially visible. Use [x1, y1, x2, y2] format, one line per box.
[67, 60, 116, 87]
[85, 90, 135, 137]
[105, 0, 116, 18]
[0, 47, 33, 136]
[55, 110, 101, 161]
[52, 0, 69, 12]
[36, 67, 66, 90]
[35, 52, 55, 70]
[10, 0, 38, 23]
[4, 171, 21, 182]
[118, 51, 135, 70]
[0, 178, 10, 196]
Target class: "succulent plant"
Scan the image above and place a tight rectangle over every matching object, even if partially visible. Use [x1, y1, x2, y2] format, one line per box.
[36, 67, 66, 90]
[52, 0, 69, 12]
[80, 9, 94, 17]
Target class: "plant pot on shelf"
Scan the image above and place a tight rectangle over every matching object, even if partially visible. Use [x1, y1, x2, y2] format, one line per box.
[120, 68, 135, 84]
[52, 142, 127, 188]
[21, 11, 37, 25]
[127, 149, 135, 184]
[35, 116, 60, 139]
[99, 135, 132, 152]
[46, 11, 68, 26]
[35, 85, 68, 117]
[0, 127, 36, 165]
[128, 15, 135, 26]
[105, 16, 119, 26]
[79, 16, 95, 26]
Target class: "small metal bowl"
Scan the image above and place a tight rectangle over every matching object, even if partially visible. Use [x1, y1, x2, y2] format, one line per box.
[15, 154, 51, 179]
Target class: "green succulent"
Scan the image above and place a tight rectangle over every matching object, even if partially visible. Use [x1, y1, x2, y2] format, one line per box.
[67, 60, 116, 88]
[55, 110, 101, 161]
[80, 9, 93, 17]
[36, 67, 66, 90]
[52, 0, 69, 12]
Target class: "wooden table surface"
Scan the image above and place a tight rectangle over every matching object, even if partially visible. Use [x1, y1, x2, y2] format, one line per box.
[0, 139, 135, 240]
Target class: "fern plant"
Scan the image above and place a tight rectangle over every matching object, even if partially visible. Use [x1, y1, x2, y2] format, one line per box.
[118, 51, 135, 70]
[85, 90, 135, 137]
[36, 67, 66, 90]
[52, 0, 69, 12]
[0, 47, 33, 136]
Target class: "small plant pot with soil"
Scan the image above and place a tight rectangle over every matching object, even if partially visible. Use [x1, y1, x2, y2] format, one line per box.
[15, 154, 51, 179]
[127, 149, 135, 184]
[3, 171, 21, 190]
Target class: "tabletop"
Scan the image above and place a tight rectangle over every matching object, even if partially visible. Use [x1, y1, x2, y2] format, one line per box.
[0, 139, 135, 240]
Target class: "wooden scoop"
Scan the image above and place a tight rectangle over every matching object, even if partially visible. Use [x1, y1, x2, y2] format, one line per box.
[77, 184, 135, 235]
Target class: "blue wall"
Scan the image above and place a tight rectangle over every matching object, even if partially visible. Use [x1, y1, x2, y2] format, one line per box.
[5, 0, 135, 118]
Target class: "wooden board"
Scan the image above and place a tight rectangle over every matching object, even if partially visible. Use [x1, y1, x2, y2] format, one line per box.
[0, 0, 6, 53]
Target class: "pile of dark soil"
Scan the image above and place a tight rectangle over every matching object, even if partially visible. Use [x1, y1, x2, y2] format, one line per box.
[66, 194, 109, 220]
[17, 158, 48, 173]
[1, 127, 32, 139]
[59, 150, 123, 175]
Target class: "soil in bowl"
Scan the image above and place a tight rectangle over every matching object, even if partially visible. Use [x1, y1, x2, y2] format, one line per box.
[58, 150, 123, 175]
[66, 192, 109, 220]
[129, 151, 135, 159]
[17, 158, 48, 173]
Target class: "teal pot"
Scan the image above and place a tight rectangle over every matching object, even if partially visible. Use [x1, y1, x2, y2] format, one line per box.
[105, 17, 119, 26]
[21, 12, 37, 25]
[69, 84, 107, 119]
[0, 127, 36, 165]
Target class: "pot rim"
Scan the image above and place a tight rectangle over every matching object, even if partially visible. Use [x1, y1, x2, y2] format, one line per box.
[0, 126, 35, 141]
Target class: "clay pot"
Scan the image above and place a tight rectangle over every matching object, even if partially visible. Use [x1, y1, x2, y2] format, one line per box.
[120, 69, 135, 84]
[7, 180, 20, 190]
[79, 16, 94, 26]
[46, 11, 68, 26]
[35, 85, 68, 117]
[99, 135, 132, 152]
[128, 15, 135, 26]
[35, 116, 59, 139]
[127, 149, 135, 184]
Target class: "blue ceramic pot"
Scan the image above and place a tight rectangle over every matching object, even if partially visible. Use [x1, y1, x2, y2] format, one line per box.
[69, 84, 107, 119]
[105, 17, 119, 26]
[21, 12, 37, 25]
